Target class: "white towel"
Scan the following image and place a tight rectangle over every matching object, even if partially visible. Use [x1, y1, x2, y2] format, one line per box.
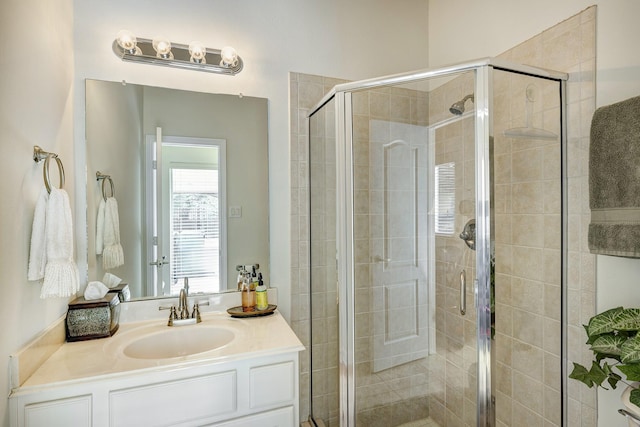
[95, 197, 105, 255]
[102, 197, 124, 269]
[28, 188, 49, 281]
[40, 188, 80, 298]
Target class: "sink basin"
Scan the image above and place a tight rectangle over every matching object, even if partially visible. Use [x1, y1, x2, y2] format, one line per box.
[122, 326, 235, 359]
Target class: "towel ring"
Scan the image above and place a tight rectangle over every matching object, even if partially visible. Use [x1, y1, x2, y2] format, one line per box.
[102, 177, 115, 201]
[96, 171, 115, 201]
[43, 154, 65, 194]
[33, 146, 65, 194]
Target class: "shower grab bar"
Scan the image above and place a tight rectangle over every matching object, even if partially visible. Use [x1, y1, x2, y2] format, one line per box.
[460, 270, 466, 315]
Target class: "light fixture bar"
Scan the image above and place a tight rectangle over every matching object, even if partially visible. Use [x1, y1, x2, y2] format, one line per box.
[112, 36, 243, 75]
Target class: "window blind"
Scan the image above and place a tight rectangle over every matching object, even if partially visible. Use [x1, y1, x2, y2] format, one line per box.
[435, 162, 455, 235]
[170, 168, 219, 280]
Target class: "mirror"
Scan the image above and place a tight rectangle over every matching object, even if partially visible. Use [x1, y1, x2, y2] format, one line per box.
[85, 80, 269, 300]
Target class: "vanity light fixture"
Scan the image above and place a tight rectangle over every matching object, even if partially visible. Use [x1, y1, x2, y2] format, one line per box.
[112, 31, 243, 75]
[188, 41, 207, 64]
[116, 30, 141, 55]
[152, 37, 173, 59]
[219, 46, 239, 67]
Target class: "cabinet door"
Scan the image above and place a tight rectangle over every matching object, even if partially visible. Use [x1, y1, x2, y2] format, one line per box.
[110, 371, 237, 426]
[249, 361, 295, 410]
[24, 395, 92, 427]
[211, 406, 294, 427]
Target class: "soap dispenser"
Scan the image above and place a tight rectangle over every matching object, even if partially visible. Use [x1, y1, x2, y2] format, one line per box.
[241, 272, 256, 312]
[255, 273, 268, 310]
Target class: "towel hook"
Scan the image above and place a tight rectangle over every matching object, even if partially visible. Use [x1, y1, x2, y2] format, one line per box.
[96, 171, 115, 201]
[33, 146, 65, 194]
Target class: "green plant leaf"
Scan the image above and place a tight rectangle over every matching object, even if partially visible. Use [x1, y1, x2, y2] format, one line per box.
[613, 309, 640, 332]
[631, 388, 640, 410]
[618, 364, 640, 382]
[587, 307, 623, 337]
[569, 361, 608, 388]
[591, 334, 626, 356]
[622, 334, 640, 364]
[607, 371, 622, 389]
[583, 324, 596, 345]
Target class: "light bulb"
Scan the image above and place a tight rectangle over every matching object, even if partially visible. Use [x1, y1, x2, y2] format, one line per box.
[116, 30, 140, 55]
[219, 46, 238, 67]
[188, 41, 207, 64]
[152, 37, 173, 59]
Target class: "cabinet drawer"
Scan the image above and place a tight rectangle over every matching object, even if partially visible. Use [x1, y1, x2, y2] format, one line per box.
[110, 370, 237, 426]
[24, 395, 92, 427]
[212, 406, 294, 427]
[249, 361, 295, 409]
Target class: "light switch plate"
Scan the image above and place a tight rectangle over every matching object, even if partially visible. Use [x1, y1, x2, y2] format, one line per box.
[229, 206, 242, 218]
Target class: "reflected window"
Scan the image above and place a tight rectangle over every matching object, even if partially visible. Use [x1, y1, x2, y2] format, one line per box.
[170, 168, 220, 293]
[435, 162, 455, 235]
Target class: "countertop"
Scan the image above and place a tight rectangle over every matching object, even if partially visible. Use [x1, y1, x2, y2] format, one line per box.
[19, 310, 304, 391]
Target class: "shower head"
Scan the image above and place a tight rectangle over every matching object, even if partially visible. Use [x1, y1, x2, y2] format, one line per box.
[449, 94, 474, 115]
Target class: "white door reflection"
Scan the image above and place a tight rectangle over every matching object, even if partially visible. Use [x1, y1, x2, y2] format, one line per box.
[145, 133, 227, 297]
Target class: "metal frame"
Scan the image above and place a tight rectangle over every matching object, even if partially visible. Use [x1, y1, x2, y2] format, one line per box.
[309, 57, 569, 427]
[336, 90, 356, 426]
[560, 78, 569, 427]
[474, 65, 493, 426]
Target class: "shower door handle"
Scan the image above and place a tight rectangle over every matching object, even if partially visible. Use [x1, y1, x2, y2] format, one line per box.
[460, 270, 466, 315]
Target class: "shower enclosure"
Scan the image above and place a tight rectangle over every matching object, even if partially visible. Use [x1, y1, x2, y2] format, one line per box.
[306, 58, 567, 427]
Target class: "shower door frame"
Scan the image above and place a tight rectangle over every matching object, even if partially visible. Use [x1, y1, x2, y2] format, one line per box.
[321, 57, 568, 427]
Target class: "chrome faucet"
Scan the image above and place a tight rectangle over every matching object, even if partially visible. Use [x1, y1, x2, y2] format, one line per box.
[159, 277, 209, 326]
[178, 288, 189, 319]
[177, 278, 190, 319]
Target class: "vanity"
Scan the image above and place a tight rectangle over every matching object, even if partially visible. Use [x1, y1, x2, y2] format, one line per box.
[9, 298, 303, 427]
[8, 77, 298, 426]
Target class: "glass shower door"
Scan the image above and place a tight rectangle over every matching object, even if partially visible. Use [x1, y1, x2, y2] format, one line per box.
[307, 60, 566, 427]
[346, 71, 480, 427]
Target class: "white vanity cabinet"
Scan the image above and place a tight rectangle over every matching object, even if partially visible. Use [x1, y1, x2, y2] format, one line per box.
[9, 311, 304, 427]
[10, 351, 299, 427]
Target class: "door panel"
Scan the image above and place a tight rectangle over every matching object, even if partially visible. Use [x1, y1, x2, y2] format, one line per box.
[371, 127, 430, 373]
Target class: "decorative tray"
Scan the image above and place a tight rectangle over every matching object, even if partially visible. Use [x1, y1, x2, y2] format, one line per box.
[226, 304, 277, 318]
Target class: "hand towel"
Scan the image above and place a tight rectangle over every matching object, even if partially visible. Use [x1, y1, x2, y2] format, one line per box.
[28, 188, 49, 281]
[40, 188, 80, 298]
[588, 95, 640, 257]
[103, 272, 122, 288]
[95, 197, 105, 255]
[84, 281, 109, 300]
[102, 197, 124, 269]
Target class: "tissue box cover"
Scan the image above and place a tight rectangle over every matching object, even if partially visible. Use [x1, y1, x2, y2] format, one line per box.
[107, 283, 130, 302]
[66, 293, 120, 342]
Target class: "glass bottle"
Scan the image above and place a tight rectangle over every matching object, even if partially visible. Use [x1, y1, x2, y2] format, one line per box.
[241, 273, 256, 312]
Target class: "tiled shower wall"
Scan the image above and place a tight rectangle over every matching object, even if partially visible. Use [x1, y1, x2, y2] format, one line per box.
[491, 72, 564, 426]
[290, 5, 596, 426]
[290, 73, 346, 425]
[495, 7, 597, 426]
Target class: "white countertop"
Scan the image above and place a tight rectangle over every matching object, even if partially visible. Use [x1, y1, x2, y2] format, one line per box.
[19, 310, 304, 391]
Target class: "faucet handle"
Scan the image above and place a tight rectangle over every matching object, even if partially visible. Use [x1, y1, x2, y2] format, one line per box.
[159, 304, 178, 318]
[191, 301, 210, 323]
[192, 304, 202, 323]
[158, 306, 179, 326]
